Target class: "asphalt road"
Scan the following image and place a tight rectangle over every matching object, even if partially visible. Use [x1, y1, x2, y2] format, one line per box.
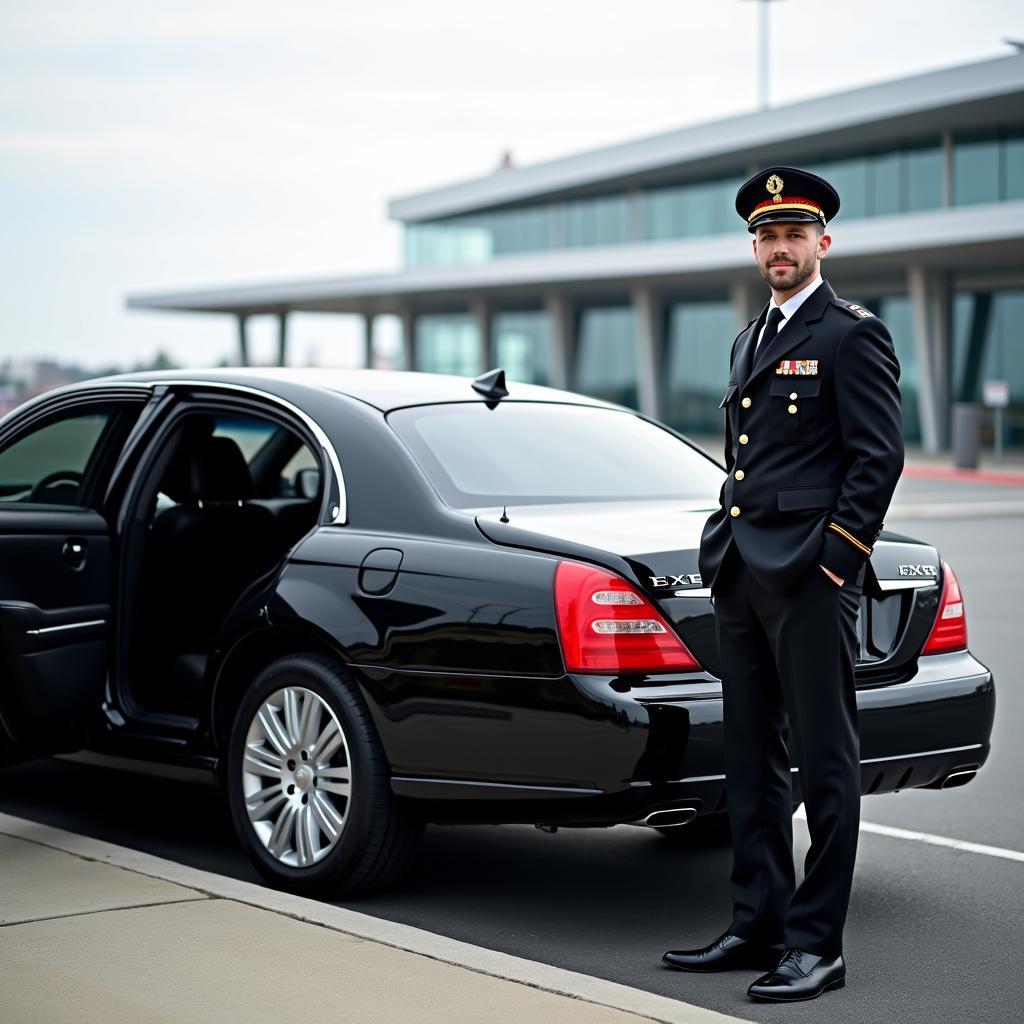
[2, 473, 1021, 1024]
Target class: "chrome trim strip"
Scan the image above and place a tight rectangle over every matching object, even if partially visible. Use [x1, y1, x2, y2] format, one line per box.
[677, 579, 938, 596]
[390, 775, 604, 795]
[26, 619, 105, 636]
[860, 743, 982, 765]
[876, 578, 938, 591]
[670, 744, 985, 784]
[0, 381, 154, 434]
[160, 379, 348, 525]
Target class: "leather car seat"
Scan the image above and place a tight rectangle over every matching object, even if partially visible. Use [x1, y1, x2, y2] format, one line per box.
[146, 435, 281, 694]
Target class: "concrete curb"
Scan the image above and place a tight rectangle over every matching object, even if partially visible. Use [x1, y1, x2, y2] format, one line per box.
[0, 813, 751, 1024]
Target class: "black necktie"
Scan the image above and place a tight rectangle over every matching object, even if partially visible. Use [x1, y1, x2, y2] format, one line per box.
[756, 306, 784, 357]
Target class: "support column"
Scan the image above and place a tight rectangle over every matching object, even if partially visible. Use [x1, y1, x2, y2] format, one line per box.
[729, 280, 762, 333]
[237, 314, 250, 367]
[470, 297, 493, 372]
[930, 271, 952, 449]
[543, 292, 573, 390]
[276, 312, 289, 367]
[942, 130, 955, 208]
[362, 313, 374, 369]
[399, 308, 416, 371]
[632, 286, 665, 421]
[908, 266, 949, 454]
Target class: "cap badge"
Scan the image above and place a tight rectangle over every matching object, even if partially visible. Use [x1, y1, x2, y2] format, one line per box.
[766, 173, 784, 204]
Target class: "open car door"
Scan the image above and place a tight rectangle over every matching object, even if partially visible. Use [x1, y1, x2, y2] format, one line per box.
[0, 395, 143, 760]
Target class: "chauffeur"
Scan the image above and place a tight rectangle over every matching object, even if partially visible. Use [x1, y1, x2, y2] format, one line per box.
[662, 167, 904, 1002]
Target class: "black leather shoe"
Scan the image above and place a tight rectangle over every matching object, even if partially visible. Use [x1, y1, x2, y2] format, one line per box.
[747, 948, 846, 1001]
[662, 931, 784, 972]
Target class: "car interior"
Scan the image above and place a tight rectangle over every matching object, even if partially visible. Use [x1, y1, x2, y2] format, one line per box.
[124, 409, 324, 718]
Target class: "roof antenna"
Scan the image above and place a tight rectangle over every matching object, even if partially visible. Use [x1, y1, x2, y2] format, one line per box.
[500, 505, 510, 523]
[472, 368, 509, 407]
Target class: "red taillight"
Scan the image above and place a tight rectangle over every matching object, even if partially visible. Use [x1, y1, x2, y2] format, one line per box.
[553, 560, 701, 673]
[922, 559, 968, 655]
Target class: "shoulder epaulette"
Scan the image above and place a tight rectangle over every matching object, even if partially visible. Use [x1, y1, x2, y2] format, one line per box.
[832, 298, 875, 319]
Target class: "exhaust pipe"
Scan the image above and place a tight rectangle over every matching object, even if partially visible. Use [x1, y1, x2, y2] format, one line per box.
[638, 807, 699, 829]
[940, 767, 978, 789]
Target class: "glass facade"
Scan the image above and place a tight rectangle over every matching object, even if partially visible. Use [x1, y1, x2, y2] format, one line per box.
[805, 142, 943, 219]
[493, 311, 551, 385]
[663, 300, 735, 435]
[953, 290, 1024, 448]
[639, 178, 743, 241]
[563, 194, 630, 248]
[414, 314, 481, 376]
[953, 127, 1024, 206]
[403, 136, 962, 267]
[573, 307, 638, 410]
[404, 206, 553, 266]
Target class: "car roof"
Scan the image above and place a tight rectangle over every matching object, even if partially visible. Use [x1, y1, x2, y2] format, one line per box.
[88, 368, 623, 414]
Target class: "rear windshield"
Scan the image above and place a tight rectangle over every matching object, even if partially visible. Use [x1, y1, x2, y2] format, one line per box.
[388, 402, 724, 508]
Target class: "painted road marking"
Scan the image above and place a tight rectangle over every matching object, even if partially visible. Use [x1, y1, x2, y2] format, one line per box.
[900, 465, 1024, 487]
[860, 821, 1024, 863]
[794, 807, 1024, 864]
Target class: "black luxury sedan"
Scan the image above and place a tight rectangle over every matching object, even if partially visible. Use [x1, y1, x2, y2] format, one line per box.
[0, 368, 995, 896]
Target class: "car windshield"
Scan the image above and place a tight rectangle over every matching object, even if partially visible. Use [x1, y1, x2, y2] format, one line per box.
[388, 402, 724, 508]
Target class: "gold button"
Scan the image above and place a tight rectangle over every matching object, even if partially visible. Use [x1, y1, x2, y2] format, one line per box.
[739, 433, 749, 444]
[735, 469, 745, 480]
[741, 396, 752, 408]
[789, 392, 797, 400]
[730, 505, 741, 517]
[788, 404, 798, 414]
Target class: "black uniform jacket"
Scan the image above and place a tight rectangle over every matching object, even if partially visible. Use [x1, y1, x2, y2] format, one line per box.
[698, 279, 904, 595]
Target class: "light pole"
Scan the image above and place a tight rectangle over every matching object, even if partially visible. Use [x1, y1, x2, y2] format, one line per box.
[742, 0, 786, 110]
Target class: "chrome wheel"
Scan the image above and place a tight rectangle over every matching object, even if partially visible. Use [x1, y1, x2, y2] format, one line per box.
[241, 686, 352, 868]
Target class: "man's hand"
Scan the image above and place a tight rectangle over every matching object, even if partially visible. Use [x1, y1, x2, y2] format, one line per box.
[819, 564, 845, 586]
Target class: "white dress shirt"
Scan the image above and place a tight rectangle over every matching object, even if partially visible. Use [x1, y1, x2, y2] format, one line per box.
[755, 273, 824, 354]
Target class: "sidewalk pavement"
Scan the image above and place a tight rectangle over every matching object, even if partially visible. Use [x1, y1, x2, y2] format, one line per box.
[0, 813, 750, 1024]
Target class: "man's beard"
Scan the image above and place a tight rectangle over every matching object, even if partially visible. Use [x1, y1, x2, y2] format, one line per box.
[759, 252, 816, 291]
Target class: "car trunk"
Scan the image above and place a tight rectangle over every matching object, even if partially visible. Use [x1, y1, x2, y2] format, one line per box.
[475, 501, 940, 684]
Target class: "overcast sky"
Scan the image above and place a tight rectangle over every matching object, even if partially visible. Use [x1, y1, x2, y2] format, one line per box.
[1, 0, 1021, 371]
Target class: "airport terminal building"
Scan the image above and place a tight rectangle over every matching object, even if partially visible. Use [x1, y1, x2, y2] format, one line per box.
[128, 53, 1024, 452]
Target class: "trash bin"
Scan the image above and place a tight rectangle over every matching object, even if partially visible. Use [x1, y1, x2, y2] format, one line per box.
[952, 402, 981, 469]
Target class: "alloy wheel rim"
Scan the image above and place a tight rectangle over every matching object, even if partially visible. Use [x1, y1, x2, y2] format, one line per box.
[241, 686, 352, 868]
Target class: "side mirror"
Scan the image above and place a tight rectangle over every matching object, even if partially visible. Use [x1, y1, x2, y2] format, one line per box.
[295, 467, 321, 500]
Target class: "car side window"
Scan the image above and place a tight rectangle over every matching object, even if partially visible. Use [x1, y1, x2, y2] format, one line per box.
[0, 409, 114, 509]
[213, 417, 276, 461]
[281, 444, 319, 498]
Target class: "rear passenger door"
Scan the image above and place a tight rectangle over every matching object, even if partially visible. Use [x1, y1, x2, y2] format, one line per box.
[0, 393, 145, 757]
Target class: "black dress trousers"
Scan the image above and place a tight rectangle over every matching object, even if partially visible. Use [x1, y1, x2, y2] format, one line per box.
[713, 538, 864, 958]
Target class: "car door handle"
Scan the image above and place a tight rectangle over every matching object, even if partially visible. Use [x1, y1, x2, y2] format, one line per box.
[62, 538, 87, 561]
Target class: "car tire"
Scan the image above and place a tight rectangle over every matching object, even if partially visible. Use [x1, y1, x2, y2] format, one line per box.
[226, 653, 422, 898]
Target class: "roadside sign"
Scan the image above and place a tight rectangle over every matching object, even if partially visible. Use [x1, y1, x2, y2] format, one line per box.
[982, 379, 1009, 408]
